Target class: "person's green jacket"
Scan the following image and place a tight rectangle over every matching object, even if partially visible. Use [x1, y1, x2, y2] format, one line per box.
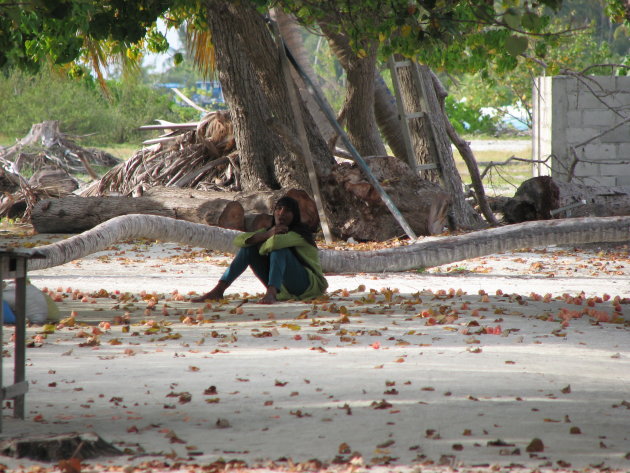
[232, 230, 328, 301]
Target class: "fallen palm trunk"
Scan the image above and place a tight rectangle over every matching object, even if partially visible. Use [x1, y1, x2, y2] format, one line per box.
[25, 214, 630, 273]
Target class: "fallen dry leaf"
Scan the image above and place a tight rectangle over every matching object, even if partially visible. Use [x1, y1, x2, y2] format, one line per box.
[526, 438, 544, 452]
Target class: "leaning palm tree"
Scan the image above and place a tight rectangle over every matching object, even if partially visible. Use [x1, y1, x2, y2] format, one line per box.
[26, 213, 630, 274]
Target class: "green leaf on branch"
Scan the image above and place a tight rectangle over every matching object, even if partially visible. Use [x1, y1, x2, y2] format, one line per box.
[503, 9, 521, 29]
[505, 35, 528, 57]
[521, 12, 543, 32]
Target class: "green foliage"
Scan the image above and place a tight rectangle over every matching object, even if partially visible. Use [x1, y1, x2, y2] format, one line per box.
[0, 68, 181, 145]
[0, 0, 173, 78]
[2, 0, 628, 146]
[444, 96, 500, 135]
[449, 3, 622, 130]
[105, 78, 182, 143]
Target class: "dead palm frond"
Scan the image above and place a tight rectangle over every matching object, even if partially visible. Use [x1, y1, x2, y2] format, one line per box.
[185, 25, 217, 80]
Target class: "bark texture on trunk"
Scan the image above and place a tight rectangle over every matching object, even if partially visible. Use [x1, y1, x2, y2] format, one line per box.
[374, 73, 410, 162]
[395, 63, 484, 230]
[205, 0, 316, 192]
[429, 71, 498, 226]
[393, 58, 439, 181]
[332, 156, 450, 239]
[272, 10, 337, 145]
[32, 187, 321, 234]
[201, 2, 479, 240]
[27, 214, 630, 274]
[31, 195, 246, 233]
[319, 24, 386, 157]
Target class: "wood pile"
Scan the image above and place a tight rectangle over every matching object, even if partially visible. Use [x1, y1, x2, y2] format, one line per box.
[31, 186, 319, 234]
[9, 111, 454, 240]
[81, 111, 237, 197]
[0, 121, 119, 220]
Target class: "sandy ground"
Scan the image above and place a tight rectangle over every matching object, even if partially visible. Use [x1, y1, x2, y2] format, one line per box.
[0, 233, 629, 472]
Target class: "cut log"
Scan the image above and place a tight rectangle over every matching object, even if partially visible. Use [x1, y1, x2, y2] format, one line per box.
[207, 199, 245, 230]
[29, 167, 78, 197]
[245, 213, 273, 231]
[503, 176, 630, 223]
[144, 186, 320, 230]
[31, 186, 320, 234]
[31, 195, 245, 233]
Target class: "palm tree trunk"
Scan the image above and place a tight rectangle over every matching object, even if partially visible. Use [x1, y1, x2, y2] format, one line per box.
[318, 23, 386, 157]
[374, 72, 409, 161]
[27, 214, 630, 273]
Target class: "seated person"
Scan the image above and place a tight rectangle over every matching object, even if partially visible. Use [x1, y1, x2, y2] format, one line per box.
[192, 196, 328, 304]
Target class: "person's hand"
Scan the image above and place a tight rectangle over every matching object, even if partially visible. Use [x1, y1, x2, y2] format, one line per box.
[268, 224, 289, 236]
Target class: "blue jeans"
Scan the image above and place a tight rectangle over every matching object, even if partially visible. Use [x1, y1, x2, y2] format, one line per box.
[220, 246, 310, 296]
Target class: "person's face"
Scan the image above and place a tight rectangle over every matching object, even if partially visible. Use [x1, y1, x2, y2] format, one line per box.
[274, 204, 294, 226]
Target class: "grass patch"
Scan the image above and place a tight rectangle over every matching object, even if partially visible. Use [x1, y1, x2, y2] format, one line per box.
[0, 133, 16, 147]
[453, 139, 533, 197]
[96, 143, 141, 161]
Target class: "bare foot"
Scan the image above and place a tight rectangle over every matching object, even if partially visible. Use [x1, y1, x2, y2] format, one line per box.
[191, 281, 228, 302]
[259, 286, 278, 304]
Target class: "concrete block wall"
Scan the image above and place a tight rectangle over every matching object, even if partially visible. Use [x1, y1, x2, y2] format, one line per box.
[532, 75, 630, 186]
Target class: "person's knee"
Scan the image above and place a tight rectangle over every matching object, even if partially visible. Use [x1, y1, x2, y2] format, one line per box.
[240, 246, 259, 258]
[269, 248, 292, 262]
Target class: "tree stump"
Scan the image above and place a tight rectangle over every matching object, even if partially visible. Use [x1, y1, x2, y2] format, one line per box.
[503, 176, 630, 223]
[331, 156, 451, 240]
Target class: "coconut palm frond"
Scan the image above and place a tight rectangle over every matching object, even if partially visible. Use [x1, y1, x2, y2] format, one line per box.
[186, 25, 216, 80]
[83, 38, 112, 101]
[110, 41, 143, 80]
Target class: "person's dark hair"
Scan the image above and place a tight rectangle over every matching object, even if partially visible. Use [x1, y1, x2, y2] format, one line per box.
[272, 196, 317, 247]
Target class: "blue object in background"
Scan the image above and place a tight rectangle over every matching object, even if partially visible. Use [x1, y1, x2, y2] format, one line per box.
[2, 301, 15, 324]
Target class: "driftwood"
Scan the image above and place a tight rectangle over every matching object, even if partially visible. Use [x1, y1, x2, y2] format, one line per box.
[29, 167, 78, 197]
[0, 121, 120, 219]
[0, 168, 20, 193]
[502, 176, 630, 223]
[31, 187, 320, 234]
[82, 111, 236, 197]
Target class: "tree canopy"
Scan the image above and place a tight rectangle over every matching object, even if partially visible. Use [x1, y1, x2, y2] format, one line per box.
[1, 0, 622, 74]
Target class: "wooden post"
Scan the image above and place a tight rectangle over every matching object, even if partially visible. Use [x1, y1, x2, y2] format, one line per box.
[270, 11, 334, 243]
